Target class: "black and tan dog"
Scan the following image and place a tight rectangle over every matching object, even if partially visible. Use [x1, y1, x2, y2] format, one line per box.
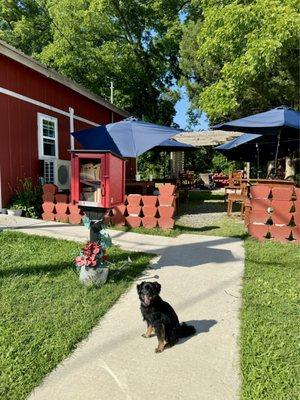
[137, 281, 196, 353]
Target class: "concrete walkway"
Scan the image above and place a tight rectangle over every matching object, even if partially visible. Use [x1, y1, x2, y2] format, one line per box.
[0, 215, 244, 400]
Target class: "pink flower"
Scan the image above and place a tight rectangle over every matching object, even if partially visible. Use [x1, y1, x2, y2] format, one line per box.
[90, 259, 97, 267]
[93, 246, 100, 255]
[74, 241, 107, 268]
[75, 256, 86, 267]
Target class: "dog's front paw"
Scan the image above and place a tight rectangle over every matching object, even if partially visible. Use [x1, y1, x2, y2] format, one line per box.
[142, 333, 150, 338]
[155, 347, 164, 353]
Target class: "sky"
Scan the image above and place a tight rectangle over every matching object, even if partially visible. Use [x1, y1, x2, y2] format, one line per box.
[172, 13, 210, 131]
[172, 12, 210, 131]
[173, 86, 209, 131]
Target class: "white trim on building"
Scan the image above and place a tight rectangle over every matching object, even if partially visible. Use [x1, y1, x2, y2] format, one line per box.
[0, 86, 99, 127]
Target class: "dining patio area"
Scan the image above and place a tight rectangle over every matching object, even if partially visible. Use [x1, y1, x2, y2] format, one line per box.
[65, 107, 299, 242]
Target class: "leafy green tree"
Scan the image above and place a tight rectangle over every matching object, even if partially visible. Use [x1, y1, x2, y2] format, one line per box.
[0, 0, 188, 124]
[184, 146, 213, 172]
[180, 0, 300, 123]
[211, 153, 242, 174]
[0, 0, 52, 55]
[184, 147, 242, 173]
[137, 150, 171, 179]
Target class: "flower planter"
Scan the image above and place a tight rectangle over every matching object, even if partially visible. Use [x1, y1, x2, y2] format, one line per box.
[75, 236, 111, 286]
[79, 266, 109, 285]
[7, 209, 22, 217]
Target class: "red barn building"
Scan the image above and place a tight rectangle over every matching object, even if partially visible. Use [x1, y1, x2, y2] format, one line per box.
[0, 40, 129, 209]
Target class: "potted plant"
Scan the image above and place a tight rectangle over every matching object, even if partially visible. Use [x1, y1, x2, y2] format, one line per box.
[74, 241, 109, 285]
[9, 177, 43, 218]
[7, 203, 23, 217]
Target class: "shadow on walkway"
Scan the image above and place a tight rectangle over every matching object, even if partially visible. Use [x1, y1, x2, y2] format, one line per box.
[149, 237, 243, 269]
[178, 319, 218, 345]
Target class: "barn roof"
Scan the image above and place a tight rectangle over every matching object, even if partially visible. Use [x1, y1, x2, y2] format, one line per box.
[0, 40, 129, 118]
[173, 130, 244, 147]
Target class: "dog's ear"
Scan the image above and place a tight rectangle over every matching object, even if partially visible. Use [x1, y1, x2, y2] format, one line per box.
[153, 281, 161, 294]
[136, 283, 143, 294]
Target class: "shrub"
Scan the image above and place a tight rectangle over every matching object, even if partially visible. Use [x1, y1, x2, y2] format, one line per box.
[9, 178, 43, 218]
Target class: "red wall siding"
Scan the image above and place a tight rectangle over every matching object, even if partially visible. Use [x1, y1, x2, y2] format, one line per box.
[0, 54, 125, 206]
[0, 56, 115, 125]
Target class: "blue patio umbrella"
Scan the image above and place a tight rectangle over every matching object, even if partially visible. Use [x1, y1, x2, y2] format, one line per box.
[71, 118, 182, 158]
[213, 106, 300, 172]
[213, 106, 300, 134]
[216, 133, 262, 157]
[216, 133, 264, 177]
[215, 132, 299, 178]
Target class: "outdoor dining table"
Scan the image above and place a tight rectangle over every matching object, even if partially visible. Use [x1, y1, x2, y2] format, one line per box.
[125, 181, 155, 195]
[242, 178, 294, 188]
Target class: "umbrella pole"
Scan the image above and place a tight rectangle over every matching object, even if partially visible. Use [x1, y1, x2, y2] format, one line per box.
[274, 129, 281, 176]
[164, 151, 167, 179]
[245, 162, 250, 180]
[256, 143, 259, 179]
[136, 156, 139, 181]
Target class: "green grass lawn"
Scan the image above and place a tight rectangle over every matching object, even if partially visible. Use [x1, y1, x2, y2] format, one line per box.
[241, 239, 300, 400]
[0, 231, 152, 400]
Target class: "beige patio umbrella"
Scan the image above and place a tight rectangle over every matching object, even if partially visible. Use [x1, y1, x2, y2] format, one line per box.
[173, 130, 243, 147]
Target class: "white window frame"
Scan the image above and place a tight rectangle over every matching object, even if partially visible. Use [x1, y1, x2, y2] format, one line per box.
[37, 113, 59, 160]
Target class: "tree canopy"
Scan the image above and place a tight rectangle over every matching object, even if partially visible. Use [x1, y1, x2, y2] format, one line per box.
[0, 0, 52, 55]
[180, 0, 300, 124]
[1, 0, 299, 126]
[0, 0, 187, 124]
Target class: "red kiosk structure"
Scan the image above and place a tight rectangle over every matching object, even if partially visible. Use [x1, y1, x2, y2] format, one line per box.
[70, 150, 126, 240]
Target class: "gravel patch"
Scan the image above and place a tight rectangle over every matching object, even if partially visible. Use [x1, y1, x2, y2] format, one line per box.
[176, 201, 227, 228]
